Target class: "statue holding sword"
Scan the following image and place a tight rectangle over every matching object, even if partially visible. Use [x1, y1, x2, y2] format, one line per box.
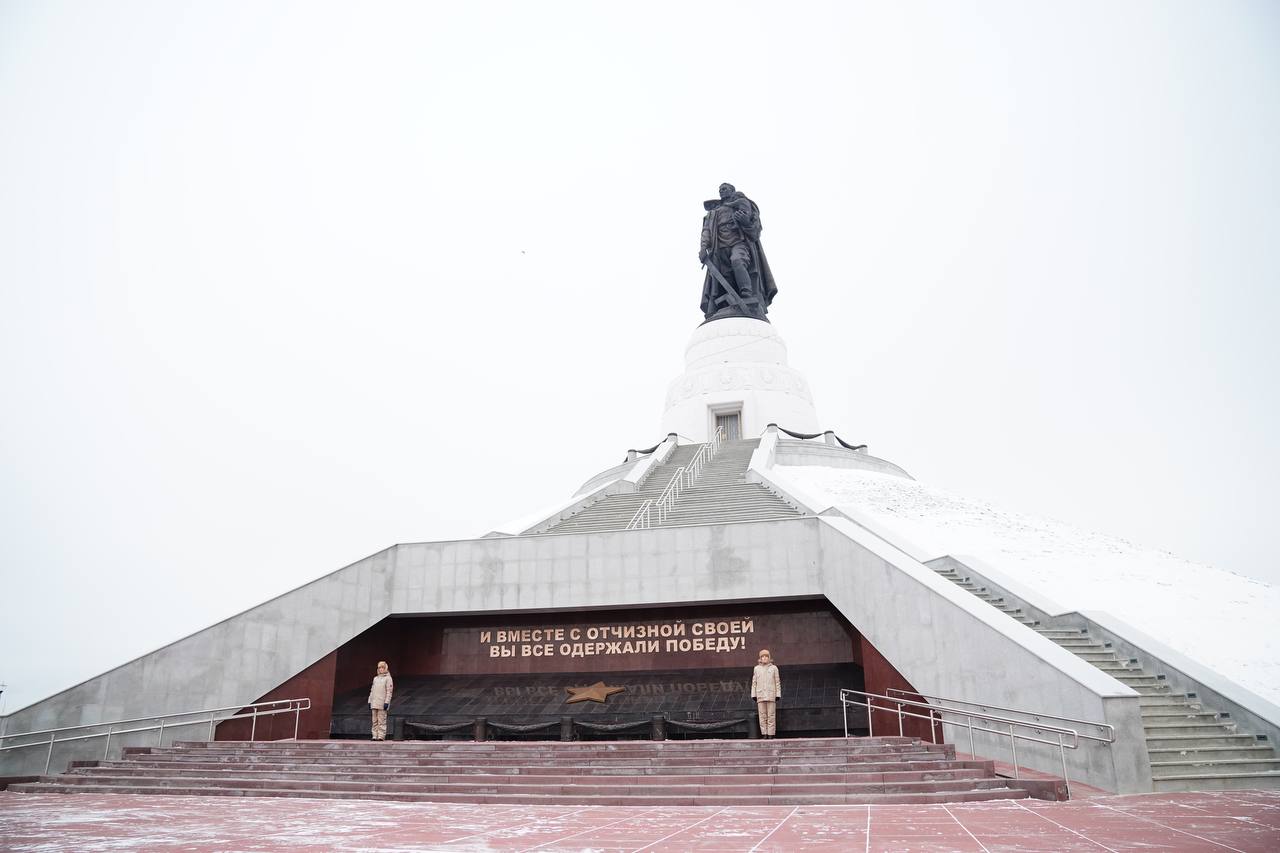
[698, 183, 777, 322]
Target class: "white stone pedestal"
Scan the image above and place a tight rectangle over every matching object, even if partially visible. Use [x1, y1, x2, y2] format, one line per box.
[661, 318, 819, 442]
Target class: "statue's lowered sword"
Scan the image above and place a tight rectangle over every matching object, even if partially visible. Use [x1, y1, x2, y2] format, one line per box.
[702, 259, 750, 310]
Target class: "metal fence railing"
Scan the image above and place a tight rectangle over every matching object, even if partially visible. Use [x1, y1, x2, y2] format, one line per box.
[840, 688, 1113, 798]
[0, 697, 312, 773]
[885, 689, 1116, 747]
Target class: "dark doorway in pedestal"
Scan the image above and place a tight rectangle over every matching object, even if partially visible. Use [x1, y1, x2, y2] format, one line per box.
[715, 410, 742, 440]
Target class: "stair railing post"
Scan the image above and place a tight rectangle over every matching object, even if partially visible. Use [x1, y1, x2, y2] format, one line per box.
[208, 716, 215, 742]
[897, 701, 904, 737]
[294, 701, 302, 740]
[250, 706, 258, 741]
[626, 501, 652, 530]
[45, 735, 55, 774]
[656, 466, 685, 524]
[103, 727, 111, 761]
[866, 696, 874, 738]
[967, 715, 975, 758]
[158, 718, 166, 748]
[1058, 732, 1071, 799]
[841, 693, 848, 738]
[1009, 722, 1020, 779]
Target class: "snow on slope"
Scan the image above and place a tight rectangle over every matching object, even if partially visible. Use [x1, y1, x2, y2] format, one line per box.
[778, 465, 1280, 707]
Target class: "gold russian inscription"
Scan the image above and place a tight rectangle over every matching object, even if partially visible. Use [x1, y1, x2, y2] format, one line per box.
[476, 616, 755, 660]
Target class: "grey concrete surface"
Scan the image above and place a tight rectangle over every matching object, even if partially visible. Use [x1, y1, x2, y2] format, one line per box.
[773, 440, 914, 480]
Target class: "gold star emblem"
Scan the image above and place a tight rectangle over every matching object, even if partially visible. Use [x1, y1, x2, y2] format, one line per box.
[564, 681, 626, 704]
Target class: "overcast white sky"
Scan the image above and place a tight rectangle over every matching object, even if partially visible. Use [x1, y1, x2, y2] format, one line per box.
[1, 1, 1277, 715]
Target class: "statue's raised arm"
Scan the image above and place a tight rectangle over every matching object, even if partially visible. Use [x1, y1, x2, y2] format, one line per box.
[698, 183, 776, 323]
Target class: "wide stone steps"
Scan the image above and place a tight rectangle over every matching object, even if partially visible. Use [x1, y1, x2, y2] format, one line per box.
[1144, 723, 1239, 738]
[90, 751, 970, 775]
[1132, 685, 1179, 696]
[1141, 710, 1222, 723]
[41, 771, 1014, 799]
[1149, 745, 1278, 763]
[543, 439, 801, 534]
[931, 566, 1280, 792]
[1039, 630, 1090, 640]
[1136, 770, 1280, 792]
[1150, 757, 1280, 774]
[82, 763, 995, 785]
[9, 781, 1030, 806]
[1070, 652, 1121, 663]
[115, 749, 951, 768]
[10, 736, 1036, 806]
[84, 759, 966, 777]
[98, 754, 953, 771]
[1139, 695, 1201, 707]
[1112, 674, 1166, 687]
[137, 740, 954, 766]
[1146, 734, 1266, 750]
[665, 494, 797, 509]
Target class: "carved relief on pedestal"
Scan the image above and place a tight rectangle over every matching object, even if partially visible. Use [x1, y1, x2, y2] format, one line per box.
[664, 364, 813, 410]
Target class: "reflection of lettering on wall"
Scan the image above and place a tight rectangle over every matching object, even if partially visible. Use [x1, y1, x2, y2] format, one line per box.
[478, 619, 755, 659]
[492, 681, 744, 697]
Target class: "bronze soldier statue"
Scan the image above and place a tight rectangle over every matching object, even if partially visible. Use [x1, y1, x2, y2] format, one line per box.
[698, 183, 777, 322]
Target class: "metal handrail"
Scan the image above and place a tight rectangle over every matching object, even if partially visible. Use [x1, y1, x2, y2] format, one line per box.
[684, 426, 725, 485]
[885, 689, 1116, 745]
[0, 697, 311, 774]
[635, 428, 725, 528]
[626, 500, 652, 530]
[654, 466, 685, 523]
[840, 688, 1089, 797]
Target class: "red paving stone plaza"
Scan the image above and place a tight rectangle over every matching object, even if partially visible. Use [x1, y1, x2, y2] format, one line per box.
[1, 789, 1277, 851]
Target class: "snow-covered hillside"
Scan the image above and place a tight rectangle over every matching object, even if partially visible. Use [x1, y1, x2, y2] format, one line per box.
[777, 465, 1280, 707]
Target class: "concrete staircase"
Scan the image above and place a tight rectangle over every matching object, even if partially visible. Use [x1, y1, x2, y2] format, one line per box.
[9, 737, 1036, 805]
[934, 565, 1280, 792]
[544, 439, 801, 534]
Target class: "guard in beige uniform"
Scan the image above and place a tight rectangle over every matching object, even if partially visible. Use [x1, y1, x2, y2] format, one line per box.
[368, 660, 394, 741]
[751, 649, 781, 738]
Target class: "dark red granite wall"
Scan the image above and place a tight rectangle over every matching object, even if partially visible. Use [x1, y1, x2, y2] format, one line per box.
[215, 651, 336, 741]
[859, 637, 940, 743]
